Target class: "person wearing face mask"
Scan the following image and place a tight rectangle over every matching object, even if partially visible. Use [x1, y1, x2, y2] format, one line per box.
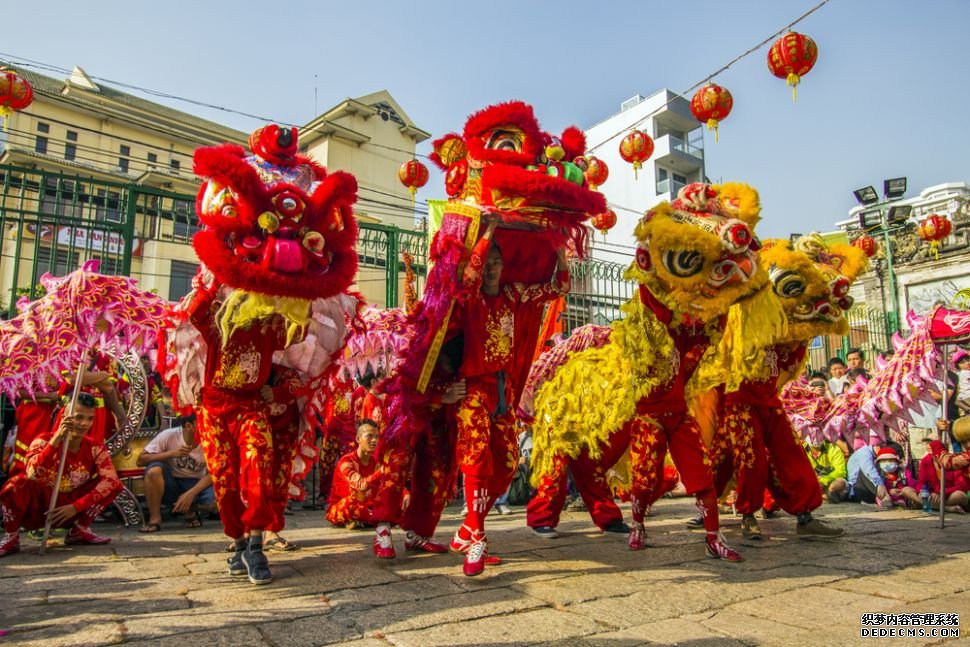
[874, 446, 921, 508]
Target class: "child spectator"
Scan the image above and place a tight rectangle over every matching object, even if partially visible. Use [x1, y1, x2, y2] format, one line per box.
[827, 357, 849, 396]
[874, 447, 920, 508]
[918, 448, 970, 513]
[805, 440, 848, 502]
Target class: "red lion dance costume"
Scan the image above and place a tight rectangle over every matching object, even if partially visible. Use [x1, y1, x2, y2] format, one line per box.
[367, 101, 605, 576]
[163, 125, 361, 585]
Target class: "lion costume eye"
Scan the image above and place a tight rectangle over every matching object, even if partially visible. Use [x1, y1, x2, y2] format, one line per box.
[772, 270, 806, 298]
[662, 250, 704, 278]
[485, 129, 523, 153]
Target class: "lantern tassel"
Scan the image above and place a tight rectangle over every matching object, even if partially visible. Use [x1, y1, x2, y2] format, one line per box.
[707, 118, 720, 144]
[787, 73, 801, 103]
[931, 240, 941, 260]
[0, 106, 11, 132]
[633, 161, 640, 180]
[408, 186, 417, 205]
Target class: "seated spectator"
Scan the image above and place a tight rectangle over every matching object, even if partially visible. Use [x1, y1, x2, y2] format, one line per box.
[805, 440, 848, 502]
[326, 420, 385, 528]
[918, 447, 970, 514]
[844, 442, 907, 508]
[0, 393, 122, 556]
[874, 446, 921, 509]
[137, 414, 214, 532]
[828, 357, 848, 396]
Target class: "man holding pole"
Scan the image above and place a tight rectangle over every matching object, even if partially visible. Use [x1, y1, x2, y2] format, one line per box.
[0, 392, 122, 557]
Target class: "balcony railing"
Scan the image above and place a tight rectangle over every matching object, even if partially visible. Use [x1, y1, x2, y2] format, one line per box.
[668, 135, 704, 159]
[655, 178, 686, 196]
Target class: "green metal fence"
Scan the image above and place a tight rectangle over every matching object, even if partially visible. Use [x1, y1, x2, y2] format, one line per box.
[805, 306, 896, 372]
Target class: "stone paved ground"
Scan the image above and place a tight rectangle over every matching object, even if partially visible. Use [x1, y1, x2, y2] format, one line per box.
[2, 498, 969, 647]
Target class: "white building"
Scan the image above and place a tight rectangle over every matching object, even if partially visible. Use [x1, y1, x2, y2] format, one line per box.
[584, 89, 705, 264]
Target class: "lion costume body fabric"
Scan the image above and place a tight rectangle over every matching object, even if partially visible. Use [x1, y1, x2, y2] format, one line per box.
[162, 125, 362, 543]
[527, 182, 773, 556]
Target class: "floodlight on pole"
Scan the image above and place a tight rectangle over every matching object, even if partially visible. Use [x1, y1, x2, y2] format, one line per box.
[853, 186, 879, 205]
[858, 210, 883, 228]
[884, 177, 907, 200]
[886, 204, 913, 224]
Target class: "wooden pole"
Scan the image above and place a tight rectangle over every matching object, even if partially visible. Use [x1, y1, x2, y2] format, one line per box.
[39, 362, 85, 554]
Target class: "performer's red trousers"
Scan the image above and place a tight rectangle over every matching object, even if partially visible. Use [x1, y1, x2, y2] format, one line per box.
[722, 402, 822, 515]
[326, 495, 378, 526]
[628, 411, 719, 530]
[1, 475, 120, 532]
[266, 407, 301, 533]
[198, 388, 287, 539]
[527, 427, 628, 530]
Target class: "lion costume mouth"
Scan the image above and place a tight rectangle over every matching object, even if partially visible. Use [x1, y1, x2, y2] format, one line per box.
[430, 101, 606, 233]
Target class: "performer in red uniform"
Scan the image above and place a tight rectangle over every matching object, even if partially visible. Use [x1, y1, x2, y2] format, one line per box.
[449, 221, 570, 576]
[318, 371, 358, 503]
[721, 343, 841, 539]
[369, 336, 465, 558]
[0, 393, 122, 556]
[187, 278, 289, 585]
[326, 420, 383, 527]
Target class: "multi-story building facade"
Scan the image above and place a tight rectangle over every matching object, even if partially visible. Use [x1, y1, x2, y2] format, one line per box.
[0, 64, 428, 308]
[584, 89, 706, 264]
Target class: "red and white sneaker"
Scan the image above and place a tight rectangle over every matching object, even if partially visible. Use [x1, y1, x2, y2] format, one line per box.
[705, 533, 743, 562]
[373, 526, 396, 559]
[65, 526, 112, 545]
[0, 532, 20, 557]
[628, 522, 646, 551]
[404, 531, 447, 554]
[463, 534, 488, 577]
[450, 525, 473, 553]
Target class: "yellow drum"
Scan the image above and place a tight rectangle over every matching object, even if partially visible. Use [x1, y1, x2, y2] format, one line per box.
[111, 435, 153, 496]
[953, 416, 970, 445]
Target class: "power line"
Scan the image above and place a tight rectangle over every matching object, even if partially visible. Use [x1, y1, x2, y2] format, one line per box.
[586, 0, 833, 153]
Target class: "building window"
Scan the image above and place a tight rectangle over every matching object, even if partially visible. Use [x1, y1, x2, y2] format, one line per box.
[95, 189, 122, 223]
[64, 143, 76, 161]
[170, 159, 180, 172]
[35, 135, 48, 155]
[37, 122, 50, 134]
[119, 145, 130, 174]
[169, 260, 199, 301]
[40, 179, 81, 218]
[172, 199, 197, 240]
[34, 247, 79, 285]
[147, 152, 157, 165]
[66, 130, 78, 141]
[91, 255, 124, 276]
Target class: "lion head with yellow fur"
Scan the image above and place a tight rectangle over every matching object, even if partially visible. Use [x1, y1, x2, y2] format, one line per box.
[759, 233, 868, 343]
[626, 182, 768, 324]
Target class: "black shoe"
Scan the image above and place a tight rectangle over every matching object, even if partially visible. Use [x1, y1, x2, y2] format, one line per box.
[531, 526, 560, 539]
[685, 514, 705, 529]
[227, 539, 247, 576]
[242, 541, 273, 585]
[602, 520, 631, 534]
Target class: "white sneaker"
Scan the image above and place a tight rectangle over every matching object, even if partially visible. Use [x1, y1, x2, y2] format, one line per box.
[495, 503, 512, 516]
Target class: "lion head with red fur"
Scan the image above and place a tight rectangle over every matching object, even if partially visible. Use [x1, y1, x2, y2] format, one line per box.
[193, 125, 359, 301]
[430, 101, 605, 238]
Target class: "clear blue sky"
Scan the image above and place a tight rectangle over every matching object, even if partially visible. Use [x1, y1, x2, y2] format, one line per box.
[4, 0, 968, 239]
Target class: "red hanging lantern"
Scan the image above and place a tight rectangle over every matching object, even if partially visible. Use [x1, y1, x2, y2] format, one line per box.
[851, 234, 877, 258]
[592, 209, 617, 235]
[767, 31, 818, 103]
[398, 158, 429, 203]
[618, 131, 654, 179]
[585, 156, 609, 190]
[919, 214, 952, 259]
[690, 83, 733, 143]
[0, 68, 33, 130]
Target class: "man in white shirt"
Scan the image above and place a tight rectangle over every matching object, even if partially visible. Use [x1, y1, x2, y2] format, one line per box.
[137, 415, 214, 532]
